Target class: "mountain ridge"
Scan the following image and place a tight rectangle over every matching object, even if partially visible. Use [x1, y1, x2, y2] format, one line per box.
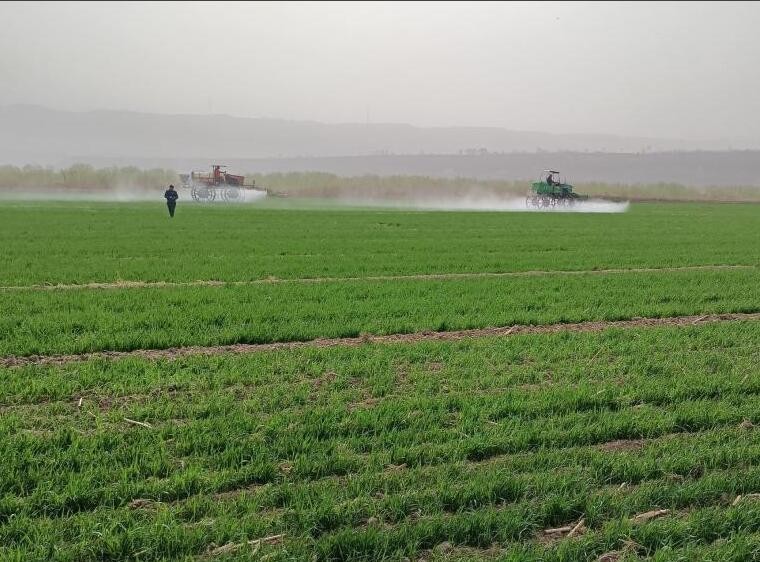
[1, 104, 735, 165]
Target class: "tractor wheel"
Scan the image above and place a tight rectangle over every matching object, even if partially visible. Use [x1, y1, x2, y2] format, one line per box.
[221, 187, 244, 203]
[191, 185, 216, 203]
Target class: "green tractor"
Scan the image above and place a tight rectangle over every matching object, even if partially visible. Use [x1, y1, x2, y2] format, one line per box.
[526, 170, 588, 208]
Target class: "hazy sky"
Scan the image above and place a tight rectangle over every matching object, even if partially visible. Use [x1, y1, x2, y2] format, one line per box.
[2, 1, 759, 141]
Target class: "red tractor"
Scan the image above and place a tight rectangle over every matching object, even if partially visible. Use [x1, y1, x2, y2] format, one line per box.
[179, 165, 265, 203]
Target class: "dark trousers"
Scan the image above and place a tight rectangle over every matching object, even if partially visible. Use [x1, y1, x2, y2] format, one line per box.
[167, 201, 176, 217]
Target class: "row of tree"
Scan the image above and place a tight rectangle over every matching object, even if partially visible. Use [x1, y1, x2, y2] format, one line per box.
[1, 165, 758, 202]
[0, 164, 177, 190]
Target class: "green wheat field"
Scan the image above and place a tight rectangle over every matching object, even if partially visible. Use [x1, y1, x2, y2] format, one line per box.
[0, 201, 758, 561]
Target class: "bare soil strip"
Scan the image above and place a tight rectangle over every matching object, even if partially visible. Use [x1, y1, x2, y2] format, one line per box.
[0, 264, 755, 292]
[3, 312, 759, 369]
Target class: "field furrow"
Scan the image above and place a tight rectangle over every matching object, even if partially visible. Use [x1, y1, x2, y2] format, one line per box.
[2, 311, 759, 368]
[0, 263, 755, 292]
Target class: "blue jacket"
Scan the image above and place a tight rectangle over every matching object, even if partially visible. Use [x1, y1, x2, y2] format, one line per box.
[164, 189, 179, 202]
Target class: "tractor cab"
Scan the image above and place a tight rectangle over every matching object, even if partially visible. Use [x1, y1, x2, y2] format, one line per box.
[542, 170, 561, 186]
[211, 165, 226, 184]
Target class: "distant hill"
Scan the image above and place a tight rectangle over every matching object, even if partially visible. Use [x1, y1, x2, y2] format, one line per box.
[0, 104, 736, 166]
[3, 105, 759, 188]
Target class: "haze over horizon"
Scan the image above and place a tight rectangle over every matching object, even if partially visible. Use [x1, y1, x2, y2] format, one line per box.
[2, 1, 759, 144]
[0, 102, 690, 140]
[0, 102, 738, 148]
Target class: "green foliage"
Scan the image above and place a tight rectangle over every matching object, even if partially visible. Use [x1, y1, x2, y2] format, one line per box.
[1, 201, 759, 356]
[0, 202, 759, 286]
[2, 268, 760, 356]
[0, 323, 758, 560]
[1, 201, 759, 559]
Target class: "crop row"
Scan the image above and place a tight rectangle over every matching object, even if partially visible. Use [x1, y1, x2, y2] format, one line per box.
[2, 319, 756, 404]
[1, 202, 759, 285]
[0, 322, 757, 559]
[2, 268, 760, 356]
[2, 468, 759, 560]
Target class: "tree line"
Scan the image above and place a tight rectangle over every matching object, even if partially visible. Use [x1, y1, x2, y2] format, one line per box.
[1, 165, 758, 202]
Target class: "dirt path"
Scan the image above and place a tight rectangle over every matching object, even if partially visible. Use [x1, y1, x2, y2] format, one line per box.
[3, 312, 758, 369]
[0, 264, 755, 292]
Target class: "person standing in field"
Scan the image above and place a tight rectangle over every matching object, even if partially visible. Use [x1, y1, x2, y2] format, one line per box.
[164, 184, 178, 217]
